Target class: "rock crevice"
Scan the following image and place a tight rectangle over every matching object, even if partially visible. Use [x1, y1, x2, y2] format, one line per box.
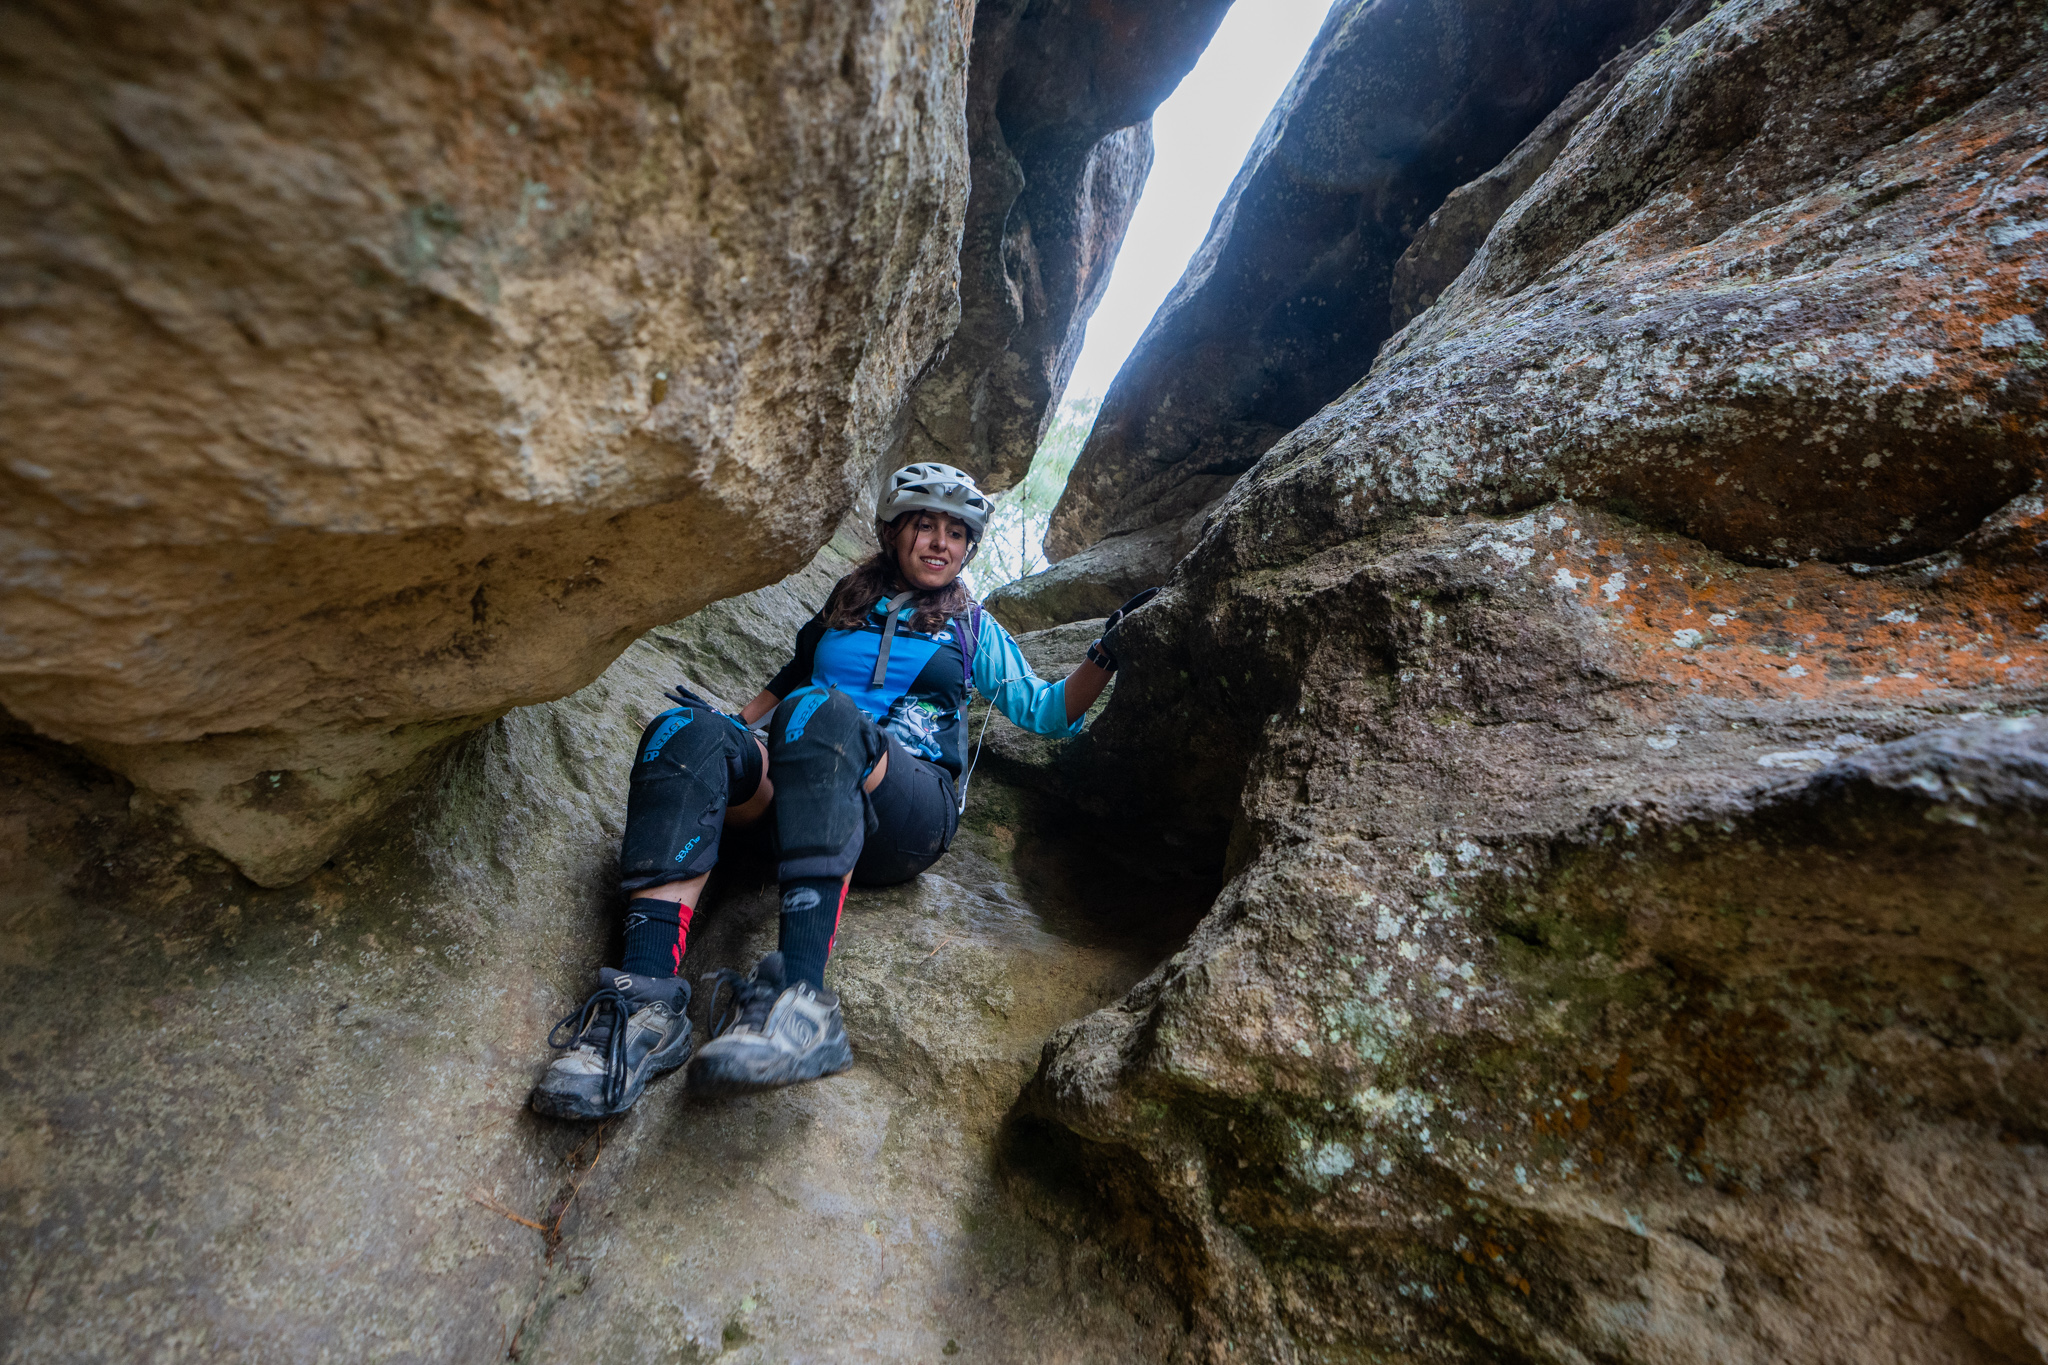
[1045, 0, 1687, 562]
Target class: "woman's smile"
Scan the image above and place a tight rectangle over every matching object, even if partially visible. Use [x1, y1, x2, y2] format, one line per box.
[895, 511, 968, 590]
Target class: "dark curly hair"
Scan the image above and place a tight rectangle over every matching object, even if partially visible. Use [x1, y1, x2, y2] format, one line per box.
[822, 513, 978, 633]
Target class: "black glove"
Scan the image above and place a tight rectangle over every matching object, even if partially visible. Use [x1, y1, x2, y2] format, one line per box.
[661, 684, 761, 740]
[1086, 587, 1161, 673]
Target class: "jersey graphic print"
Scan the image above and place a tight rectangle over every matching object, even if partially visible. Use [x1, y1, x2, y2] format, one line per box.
[884, 696, 946, 760]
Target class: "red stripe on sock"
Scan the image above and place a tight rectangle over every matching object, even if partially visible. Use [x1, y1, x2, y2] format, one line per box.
[673, 901, 695, 972]
[825, 879, 849, 960]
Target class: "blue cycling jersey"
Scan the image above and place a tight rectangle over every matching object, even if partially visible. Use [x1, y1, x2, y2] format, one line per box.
[764, 597, 1082, 777]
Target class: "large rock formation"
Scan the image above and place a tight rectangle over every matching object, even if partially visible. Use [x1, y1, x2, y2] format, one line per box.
[1386, 31, 1655, 331]
[885, 0, 1235, 493]
[6, 0, 2046, 1358]
[1011, 0, 2048, 1357]
[0, 0, 1229, 889]
[0, 0, 977, 885]
[1043, 0, 1687, 562]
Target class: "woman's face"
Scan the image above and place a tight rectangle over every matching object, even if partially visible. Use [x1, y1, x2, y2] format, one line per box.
[892, 511, 971, 590]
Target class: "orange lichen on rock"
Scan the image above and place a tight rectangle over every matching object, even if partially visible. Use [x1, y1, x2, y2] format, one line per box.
[1541, 502, 2048, 705]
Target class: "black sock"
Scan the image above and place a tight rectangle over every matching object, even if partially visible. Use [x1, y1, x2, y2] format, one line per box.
[777, 877, 845, 992]
[621, 897, 691, 978]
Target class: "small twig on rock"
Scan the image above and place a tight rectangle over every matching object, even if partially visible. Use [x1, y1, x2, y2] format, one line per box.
[470, 1188, 548, 1234]
[494, 1120, 618, 1360]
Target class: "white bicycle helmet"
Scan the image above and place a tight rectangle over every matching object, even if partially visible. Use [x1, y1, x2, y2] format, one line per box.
[878, 462, 994, 543]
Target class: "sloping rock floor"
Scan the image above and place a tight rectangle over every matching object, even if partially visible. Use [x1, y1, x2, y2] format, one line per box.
[0, 601, 1209, 1363]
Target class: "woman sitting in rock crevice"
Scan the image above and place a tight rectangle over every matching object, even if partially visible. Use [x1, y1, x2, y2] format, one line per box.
[531, 462, 1156, 1119]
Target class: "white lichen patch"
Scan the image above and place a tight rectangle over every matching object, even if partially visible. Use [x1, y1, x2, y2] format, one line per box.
[1300, 1142, 1356, 1188]
[1756, 749, 1836, 768]
[1981, 314, 2043, 347]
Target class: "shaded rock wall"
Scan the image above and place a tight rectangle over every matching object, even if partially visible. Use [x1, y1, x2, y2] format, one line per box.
[1387, 29, 1658, 331]
[1044, 0, 1684, 561]
[1009, 0, 2048, 1358]
[887, 0, 1235, 493]
[0, 0, 977, 884]
[1317, 0, 2048, 568]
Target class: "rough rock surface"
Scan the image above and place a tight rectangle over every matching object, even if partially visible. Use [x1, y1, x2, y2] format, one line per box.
[1300, 0, 2048, 569]
[1045, 0, 1683, 561]
[987, 500, 1215, 632]
[887, 0, 1234, 493]
[0, 0, 980, 886]
[1009, 0, 2048, 1358]
[0, 568, 1208, 1361]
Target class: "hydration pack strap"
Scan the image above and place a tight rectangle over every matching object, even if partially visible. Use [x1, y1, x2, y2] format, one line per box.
[956, 602, 982, 689]
[869, 592, 916, 689]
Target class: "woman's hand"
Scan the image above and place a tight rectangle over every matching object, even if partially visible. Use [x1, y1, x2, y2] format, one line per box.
[1083, 588, 1160, 674]
[1062, 589, 1158, 721]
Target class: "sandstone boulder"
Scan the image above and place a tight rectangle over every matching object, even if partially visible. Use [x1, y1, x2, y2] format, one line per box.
[1255, 0, 2048, 569]
[1044, 0, 1685, 560]
[0, 0, 976, 885]
[886, 0, 1235, 493]
[1010, 0, 2048, 1357]
[986, 499, 1214, 632]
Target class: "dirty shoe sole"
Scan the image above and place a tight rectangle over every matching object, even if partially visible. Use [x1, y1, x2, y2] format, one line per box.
[530, 1025, 694, 1121]
[686, 1036, 854, 1100]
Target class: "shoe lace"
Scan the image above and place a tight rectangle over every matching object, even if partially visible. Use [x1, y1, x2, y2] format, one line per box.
[703, 968, 778, 1039]
[547, 985, 634, 1111]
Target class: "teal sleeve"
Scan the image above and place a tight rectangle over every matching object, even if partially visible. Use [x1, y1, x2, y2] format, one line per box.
[972, 613, 1085, 736]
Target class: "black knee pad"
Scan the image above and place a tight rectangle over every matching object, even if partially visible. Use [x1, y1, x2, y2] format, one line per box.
[768, 688, 888, 881]
[618, 703, 757, 890]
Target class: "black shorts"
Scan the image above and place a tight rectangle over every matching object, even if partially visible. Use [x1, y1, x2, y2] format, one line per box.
[851, 732, 959, 887]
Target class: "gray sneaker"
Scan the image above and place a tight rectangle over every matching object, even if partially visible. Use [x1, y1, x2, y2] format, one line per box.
[688, 951, 854, 1098]
[531, 968, 692, 1120]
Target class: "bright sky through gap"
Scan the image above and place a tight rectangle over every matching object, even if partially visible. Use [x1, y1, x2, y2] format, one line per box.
[1060, 0, 1335, 403]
